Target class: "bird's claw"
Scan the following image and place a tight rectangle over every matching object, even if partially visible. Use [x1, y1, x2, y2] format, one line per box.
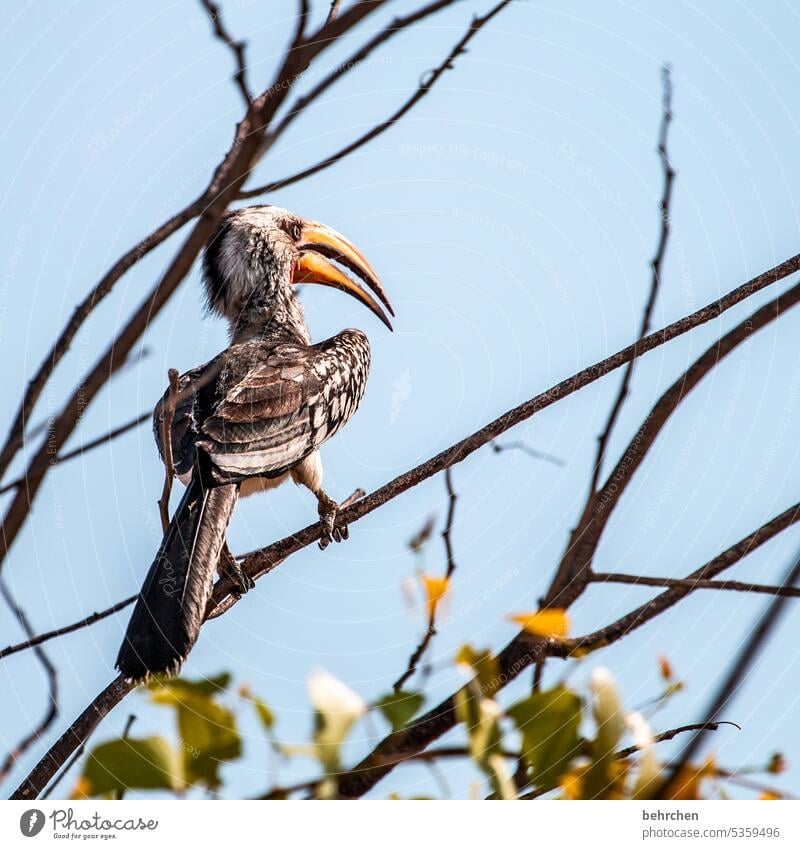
[317, 494, 349, 550]
[218, 548, 256, 598]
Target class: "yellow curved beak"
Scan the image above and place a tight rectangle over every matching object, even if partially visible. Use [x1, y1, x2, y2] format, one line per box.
[294, 221, 394, 331]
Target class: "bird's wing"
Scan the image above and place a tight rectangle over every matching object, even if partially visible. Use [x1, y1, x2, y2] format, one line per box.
[196, 330, 370, 482]
[152, 360, 220, 480]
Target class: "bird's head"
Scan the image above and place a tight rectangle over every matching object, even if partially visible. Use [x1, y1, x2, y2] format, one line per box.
[202, 205, 393, 340]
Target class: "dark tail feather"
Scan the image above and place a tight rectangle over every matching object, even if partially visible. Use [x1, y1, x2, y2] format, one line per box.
[116, 473, 239, 681]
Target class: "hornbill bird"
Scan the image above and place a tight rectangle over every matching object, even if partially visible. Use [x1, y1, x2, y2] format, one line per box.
[116, 205, 393, 681]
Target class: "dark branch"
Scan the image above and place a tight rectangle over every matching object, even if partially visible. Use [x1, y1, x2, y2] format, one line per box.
[0, 596, 137, 661]
[588, 64, 675, 495]
[326, 0, 342, 25]
[0, 579, 59, 784]
[239, 0, 501, 199]
[0, 412, 149, 496]
[210, 258, 800, 614]
[12, 676, 134, 801]
[660, 546, 800, 797]
[13, 254, 800, 799]
[491, 440, 565, 467]
[393, 468, 459, 691]
[544, 277, 800, 611]
[199, 0, 253, 105]
[0, 0, 389, 569]
[591, 571, 800, 598]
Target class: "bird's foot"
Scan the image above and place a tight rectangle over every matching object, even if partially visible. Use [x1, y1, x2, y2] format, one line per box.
[218, 544, 256, 598]
[317, 492, 349, 550]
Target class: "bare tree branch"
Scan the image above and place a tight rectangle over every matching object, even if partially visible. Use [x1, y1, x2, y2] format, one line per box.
[199, 0, 253, 105]
[11, 254, 800, 800]
[393, 467, 459, 691]
[591, 571, 800, 598]
[332, 498, 800, 798]
[12, 676, 133, 801]
[588, 64, 675, 495]
[327, 0, 343, 25]
[0, 596, 137, 661]
[239, 0, 504, 199]
[491, 440, 565, 467]
[0, 1, 389, 569]
[660, 546, 800, 797]
[613, 721, 740, 760]
[0, 578, 59, 784]
[572, 501, 800, 652]
[0, 412, 149, 497]
[543, 277, 800, 611]
[209, 260, 800, 613]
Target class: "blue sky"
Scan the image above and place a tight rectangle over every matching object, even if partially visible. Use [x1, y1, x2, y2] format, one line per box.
[2, 0, 800, 799]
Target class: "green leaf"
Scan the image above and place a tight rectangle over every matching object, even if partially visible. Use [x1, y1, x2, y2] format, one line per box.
[151, 679, 241, 788]
[507, 687, 583, 788]
[148, 672, 231, 699]
[375, 691, 424, 731]
[82, 736, 182, 796]
[454, 645, 499, 691]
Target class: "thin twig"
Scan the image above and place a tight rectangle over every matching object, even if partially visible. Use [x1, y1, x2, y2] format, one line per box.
[157, 369, 180, 534]
[0, 596, 137, 661]
[239, 0, 504, 199]
[12, 676, 134, 801]
[0, 413, 149, 496]
[332, 498, 800, 798]
[492, 440, 565, 467]
[592, 571, 800, 598]
[614, 721, 740, 759]
[209, 261, 800, 615]
[199, 0, 252, 105]
[543, 277, 800, 611]
[326, 0, 342, 24]
[0, 579, 59, 784]
[588, 65, 675, 495]
[660, 546, 800, 797]
[0, 0, 388, 568]
[12, 260, 800, 800]
[393, 468, 459, 692]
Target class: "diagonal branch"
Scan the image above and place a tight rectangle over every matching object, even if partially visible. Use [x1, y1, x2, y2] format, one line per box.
[591, 571, 800, 598]
[588, 65, 675, 495]
[209, 258, 800, 612]
[543, 277, 800, 610]
[331, 498, 800, 798]
[10, 255, 800, 800]
[393, 467, 459, 691]
[0, 579, 59, 784]
[0, 596, 137, 661]
[660, 546, 800, 796]
[199, 0, 253, 105]
[0, 1, 389, 569]
[239, 0, 505, 199]
[0, 412, 149, 496]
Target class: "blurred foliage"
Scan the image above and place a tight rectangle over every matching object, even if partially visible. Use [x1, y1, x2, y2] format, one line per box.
[70, 652, 788, 801]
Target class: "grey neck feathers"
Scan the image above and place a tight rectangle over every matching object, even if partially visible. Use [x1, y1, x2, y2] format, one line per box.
[228, 285, 311, 345]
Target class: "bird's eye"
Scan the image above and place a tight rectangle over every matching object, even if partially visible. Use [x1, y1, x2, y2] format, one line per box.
[288, 221, 302, 241]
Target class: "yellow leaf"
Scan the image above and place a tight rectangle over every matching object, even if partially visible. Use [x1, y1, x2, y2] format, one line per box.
[510, 608, 570, 638]
[420, 574, 449, 617]
[760, 791, 781, 800]
[767, 752, 787, 774]
[658, 654, 673, 681]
